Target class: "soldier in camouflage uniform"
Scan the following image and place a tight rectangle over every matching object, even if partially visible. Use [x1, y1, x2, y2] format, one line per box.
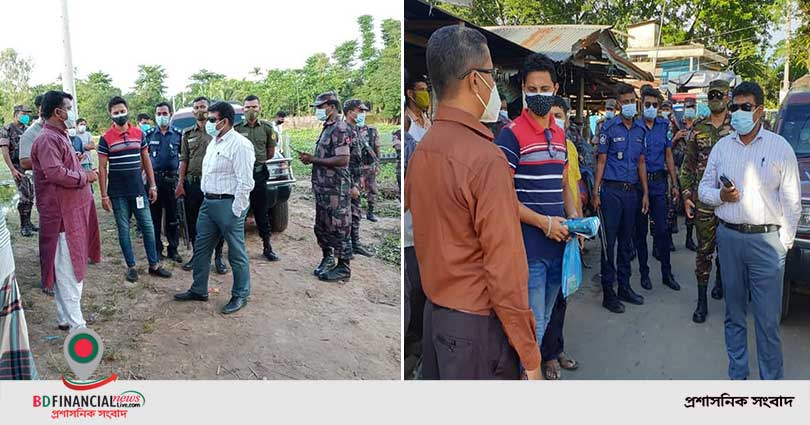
[342, 99, 374, 258]
[299, 92, 353, 281]
[679, 79, 732, 323]
[358, 102, 381, 222]
[0, 104, 37, 236]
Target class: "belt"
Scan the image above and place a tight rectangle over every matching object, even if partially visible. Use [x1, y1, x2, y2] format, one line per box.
[156, 170, 178, 177]
[204, 193, 234, 200]
[647, 170, 667, 181]
[602, 180, 635, 191]
[721, 220, 780, 234]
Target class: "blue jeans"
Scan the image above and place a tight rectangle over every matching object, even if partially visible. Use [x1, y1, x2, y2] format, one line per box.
[111, 196, 158, 268]
[527, 257, 563, 347]
[717, 224, 785, 380]
[190, 198, 251, 298]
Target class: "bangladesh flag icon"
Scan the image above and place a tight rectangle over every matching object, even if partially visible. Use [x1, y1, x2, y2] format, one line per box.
[63, 328, 104, 381]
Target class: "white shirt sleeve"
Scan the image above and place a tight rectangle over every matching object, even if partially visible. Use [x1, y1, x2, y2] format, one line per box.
[698, 142, 723, 207]
[779, 145, 802, 249]
[231, 139, 256, 217]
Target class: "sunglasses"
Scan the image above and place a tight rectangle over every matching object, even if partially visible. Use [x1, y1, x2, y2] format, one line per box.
[727, 102, 758, 113]
[643, 102, 658, 108]
[207, 117, 221, 123]
[707, 91, 725, 100]
[458, 67, 496, 79]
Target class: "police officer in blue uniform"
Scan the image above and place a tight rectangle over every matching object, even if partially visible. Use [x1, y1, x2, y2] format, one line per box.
[593, 83, 648, 314]
[146, 101, 183, 263]
[633, 87, 681, 292]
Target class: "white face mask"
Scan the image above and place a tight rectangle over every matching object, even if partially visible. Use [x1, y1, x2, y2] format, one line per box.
[68, 128, 77, 137]
[474, 71, 500, 123]
[554, 117, 566, 130]
[77, 124, 87, 133]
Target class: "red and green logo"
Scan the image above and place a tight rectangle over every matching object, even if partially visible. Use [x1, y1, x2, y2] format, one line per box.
[67, 333, 99, 364]
[62, 328, 115, 390]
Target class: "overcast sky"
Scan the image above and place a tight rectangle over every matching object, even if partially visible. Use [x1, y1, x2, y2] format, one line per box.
[0, 0, 401, 94]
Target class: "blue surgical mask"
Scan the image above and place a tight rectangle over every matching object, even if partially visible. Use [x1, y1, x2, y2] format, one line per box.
[356, 112, 366, 127]
[19, 114, 30, 126]
[621, 103, 637, 119]
[731, 110, 758, 135]
[205, 120, 220, 138]
[155, 115, 170, 128]
[604, 110, 615, 120]
[643, 106, 658, 120]
[697, 103, 710, 119]
[661, 111, 671, 119]
[315, 108, 327, 121]
[683, 108, 696, 120]
[140, 123, 151, 133]
[554, 117, 566, 130]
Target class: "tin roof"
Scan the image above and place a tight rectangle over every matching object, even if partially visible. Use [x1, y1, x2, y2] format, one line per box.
[486, 25, 614, 62]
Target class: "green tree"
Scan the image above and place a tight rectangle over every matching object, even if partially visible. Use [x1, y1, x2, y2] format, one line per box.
[0, 48, 33, 123]
[76, 72, 122, 132]
[127, 64, 168, 116]
[358, 18, 402, 120]
[358, 15, 377, 63]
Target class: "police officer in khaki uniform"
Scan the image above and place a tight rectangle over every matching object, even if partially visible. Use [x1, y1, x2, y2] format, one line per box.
[234, 94, 280, 262]
[175, 96, 227, 274]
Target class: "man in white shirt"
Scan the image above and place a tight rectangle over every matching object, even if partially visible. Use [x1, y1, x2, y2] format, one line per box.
[174, 101, 256, 314]
[699, 81, 801, 380]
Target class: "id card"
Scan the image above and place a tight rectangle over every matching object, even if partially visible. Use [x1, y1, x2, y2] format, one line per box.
[136, 196, 145, 209]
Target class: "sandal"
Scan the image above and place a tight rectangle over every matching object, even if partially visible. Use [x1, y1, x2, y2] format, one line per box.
[543, 359, 561, 380]
[558, 352, 579, 370]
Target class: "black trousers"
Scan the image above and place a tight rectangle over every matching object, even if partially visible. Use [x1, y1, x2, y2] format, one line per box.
[541, 290, 566, 362]
[404, 247, 425, 348]
[150, 173, 180, 255]
[421, 299, 520, 380]
[184, 179, 224, 255]
[249, 168, 270, 240]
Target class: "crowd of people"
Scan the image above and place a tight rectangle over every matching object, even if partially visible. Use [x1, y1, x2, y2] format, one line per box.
[404, 24, 800, 381]
[0, 88, 386, 379]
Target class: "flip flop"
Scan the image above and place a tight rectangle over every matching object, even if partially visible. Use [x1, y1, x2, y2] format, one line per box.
[558, 352, 579, 370]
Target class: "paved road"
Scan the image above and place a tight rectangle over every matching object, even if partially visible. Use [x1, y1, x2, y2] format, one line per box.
[562, 220, 810, 380]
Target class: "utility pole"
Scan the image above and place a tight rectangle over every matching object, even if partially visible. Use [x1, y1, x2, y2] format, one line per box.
[651, 7, 665, 81]
[780, 1, 791, 103]
[60, 0, 78, 115]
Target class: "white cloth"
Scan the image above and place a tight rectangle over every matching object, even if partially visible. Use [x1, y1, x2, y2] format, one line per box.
[18, 119, 43, 161]
[698, 126, 802, 249]
[53, 232, 85, 330]
[403, 210, 413, 248]
[200, 128, 256, 217]
[76, 131, 93, 166]
[406, 109, 430, 142]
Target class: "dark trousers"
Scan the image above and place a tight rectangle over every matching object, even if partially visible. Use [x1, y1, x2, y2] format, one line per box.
[421, 299, 520, 380]
[184, 179, 225, 256]
[249, 167, 271, 240]
[600, 184, 638, 290]
[150, 173, 180, 255]
[634, 179, 671, 278]
[404, 247, 425, 347]
[541, 290, 566, 361]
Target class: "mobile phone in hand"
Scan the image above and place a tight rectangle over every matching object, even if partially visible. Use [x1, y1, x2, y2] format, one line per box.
[719, 175, 734, 189]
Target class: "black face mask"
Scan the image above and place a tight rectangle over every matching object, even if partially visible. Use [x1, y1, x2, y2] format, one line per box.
[112, 114, 129, 126]
[525, 93, 555, 116]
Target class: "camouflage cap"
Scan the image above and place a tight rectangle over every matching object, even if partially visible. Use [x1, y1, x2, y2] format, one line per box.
[708, 79, 730, 94]
[310, 91, 340, 107]
[343, 99, 369, 111]
[683, 98, 696, 107]
[13, 104, 31, 113]
[605, 99, 617, 109]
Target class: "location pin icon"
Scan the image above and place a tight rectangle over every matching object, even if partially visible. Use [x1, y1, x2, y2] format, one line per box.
[63, 328, 104, 381]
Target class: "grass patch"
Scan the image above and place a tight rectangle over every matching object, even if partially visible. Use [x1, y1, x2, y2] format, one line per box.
[374, 230, 401, 266]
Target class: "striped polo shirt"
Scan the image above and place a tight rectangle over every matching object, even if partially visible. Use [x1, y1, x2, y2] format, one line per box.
[98, 124, 147, 199]
[494, 108, 568, 260]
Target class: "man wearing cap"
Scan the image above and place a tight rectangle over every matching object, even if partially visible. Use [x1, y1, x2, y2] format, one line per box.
[674, 98, 699, 251]
[681, 79, 733, 323]
[358, 102, 381, 223]
[0, 104, 37, 236]
[234, 94, 280, 262]
[342, 99, 374, 258]
[299, 92, 353, 281]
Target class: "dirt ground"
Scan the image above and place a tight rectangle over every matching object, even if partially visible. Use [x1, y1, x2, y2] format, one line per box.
[12, 181, 401, 380]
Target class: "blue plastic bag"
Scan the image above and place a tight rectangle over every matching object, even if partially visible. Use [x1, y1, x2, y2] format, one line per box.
[561, 216, 601, 298]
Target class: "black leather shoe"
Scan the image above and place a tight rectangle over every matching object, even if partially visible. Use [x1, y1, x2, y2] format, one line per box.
[640, 274, 652, 290]
[222, 296, 247, 314]
[685, 236, 697, 252]
[174, 290, 209, 302]
[692, 286, 708, 323]
[602, 287, 625, 314]
[663, 273, 681, 291]
[148, 266, 172, 278]
[30, 223, 39, 232]
[320, 259, 351, 282]
[617, 286, 644, 305]
[314, 251, 336, 276]
[125, 267, 138, 282]
[182, 260, 193, 271]
[214, 257, 228, 274]
[366, 212, 379, 222]
[20, 225, 33, 237]
[263, 247, 280, 262]
[353, 243, 374, 257]
[168, 252, 183, 263]
[711, 276, 723, 300]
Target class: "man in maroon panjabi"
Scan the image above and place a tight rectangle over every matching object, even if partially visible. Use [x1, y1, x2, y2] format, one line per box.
[31, 91, 101, 330]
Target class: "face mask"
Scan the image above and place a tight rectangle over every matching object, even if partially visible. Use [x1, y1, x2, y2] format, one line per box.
[140, 123, 151, 133]
[604, 110, 615, 120]
[356, 112, 366, 127]
[643, 106, 658, 120]
[59, 108, 77, 128]
[499, 110, 509, 120]
[731, 109, 758, 135]
[112, 113, 129, 126]
[412, 90, 430, 111]
[155, 115, 170, 128]
[77, 124, 86, 133]
[315, 108, 328, 121]
[709, 99, 726, 114]
[474, 72, 500, 123]
[621, 103, 637, 119]
[19, 115, 30, 126]
[554, 117, 566, 130]
[245, 110, 259, 122]
[697, 103, 710, 119]
[68, 128, 76, 137]
[661, 111, 671, 119]
[205, 120, 221, 138]
[683, 108, 696, 120]
[525, 92, 554, 117]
